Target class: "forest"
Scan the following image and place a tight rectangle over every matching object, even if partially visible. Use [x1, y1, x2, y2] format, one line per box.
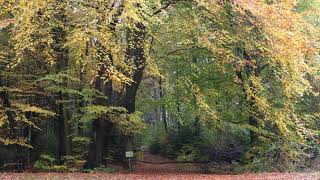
[0, 0, 319, 177]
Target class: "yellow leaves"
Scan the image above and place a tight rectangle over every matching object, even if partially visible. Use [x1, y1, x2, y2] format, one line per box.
[144, 55, 162, 79]
[272, 110, 290, 137]
[109, 66, 134, 85]
[66, 28, 91, 64]
[198, 31, 234, 65]
[0, 19, 13, 29]
[233, 0, 307, 51]
[116, 111, 146, 135]
[13, 103, 56, 117]
[232, 0, 316, 99]
[114, 0, 149, 33]
[0, 109, 7, 127]
[7, 0, 60, 67]
[0, 137, 32, 148]
[82, 105, 145, 135]
[0, 103, 49, 148]
[190, 81, 217, 121]
[195, 0, 222, 14]
[244, 76, 270, 116]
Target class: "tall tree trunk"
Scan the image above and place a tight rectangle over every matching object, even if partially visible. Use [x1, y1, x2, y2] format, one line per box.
[85, 64, 107, 168]
[0, 78, 10, 107]
[52, 1, 70, 160]
[159, 77, 168, 133]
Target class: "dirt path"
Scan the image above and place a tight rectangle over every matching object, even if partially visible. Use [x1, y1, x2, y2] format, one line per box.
[139, 152, 175, 163]
[132, 152, 231, 174]
[133, 152, 197, 173]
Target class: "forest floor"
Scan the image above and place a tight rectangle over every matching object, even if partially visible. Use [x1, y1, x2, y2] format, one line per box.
[0, 172, 319, 180]
[0, 152, 319, 179]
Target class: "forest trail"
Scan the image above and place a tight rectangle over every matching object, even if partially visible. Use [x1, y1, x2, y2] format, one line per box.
[138, 152, 175, 163]
[133, 152, 196, 173]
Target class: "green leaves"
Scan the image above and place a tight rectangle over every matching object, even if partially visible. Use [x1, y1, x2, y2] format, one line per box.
[80, 105, 145, 135]
[37, 73, 80, 84]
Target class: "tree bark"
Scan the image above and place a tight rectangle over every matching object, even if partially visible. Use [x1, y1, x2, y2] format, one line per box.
[52, 1, 71, 160]
[159, 77, 168, 133]
[85, 63, 106, 168]
[122, 21, 147, 113]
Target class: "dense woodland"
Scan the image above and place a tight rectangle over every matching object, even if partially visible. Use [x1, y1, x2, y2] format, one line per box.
[0, 0, 319, 173]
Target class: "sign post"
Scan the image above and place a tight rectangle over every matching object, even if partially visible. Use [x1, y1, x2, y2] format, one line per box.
[126, 151, 134, 173]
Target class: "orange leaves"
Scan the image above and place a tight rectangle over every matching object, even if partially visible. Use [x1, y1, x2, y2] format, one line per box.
[231, 0, 317, 98]
[234, 0, 310, 54]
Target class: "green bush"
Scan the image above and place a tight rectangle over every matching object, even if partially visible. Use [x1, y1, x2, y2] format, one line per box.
[176, 144, 200, 162]
[71, 137, 90, 159]
[33, 154, 80, 172]
[33, 154, 70, 172]
[33, 154, 56, 169]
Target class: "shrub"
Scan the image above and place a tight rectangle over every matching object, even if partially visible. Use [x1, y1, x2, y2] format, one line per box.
[176, 144, 200, 162]
[33, 154, 70, 172]
[33, 154, 80, 172]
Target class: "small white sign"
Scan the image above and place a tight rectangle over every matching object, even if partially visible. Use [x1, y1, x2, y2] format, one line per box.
[126, 151, 133, 158]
